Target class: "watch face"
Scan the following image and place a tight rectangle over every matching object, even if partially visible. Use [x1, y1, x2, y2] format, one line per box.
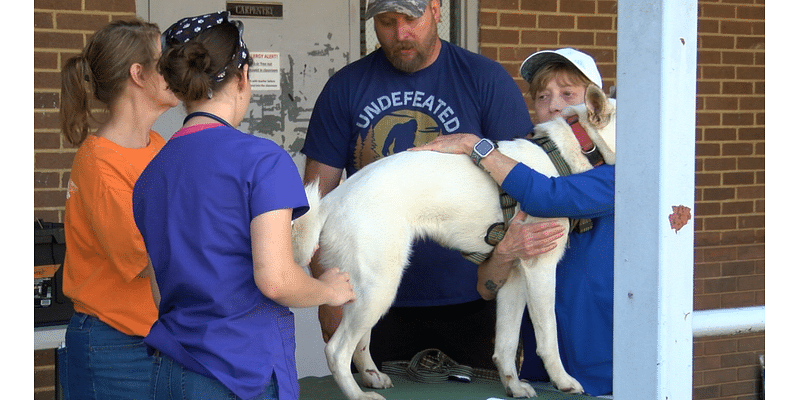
[475, 139, 495, 156]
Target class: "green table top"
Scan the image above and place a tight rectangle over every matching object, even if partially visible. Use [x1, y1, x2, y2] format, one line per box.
[299, 373, 601, 400]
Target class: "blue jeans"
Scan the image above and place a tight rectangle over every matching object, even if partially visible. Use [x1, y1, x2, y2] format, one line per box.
[151, 352, 279, 400]
[57, 312, 153, 400]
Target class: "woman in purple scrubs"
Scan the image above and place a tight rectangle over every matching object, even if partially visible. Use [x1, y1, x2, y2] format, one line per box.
[132, 12, 355, 400]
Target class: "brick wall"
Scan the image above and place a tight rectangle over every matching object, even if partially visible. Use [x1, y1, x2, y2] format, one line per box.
[479, 1, 765, 399]
[479, 0, 618, 111]
[33, 0, 765, 399]
[34, 0, 137, 222]
[33, 2, 138, 398]
[692, 1, 765, 398]
[34, 349, 57, 400]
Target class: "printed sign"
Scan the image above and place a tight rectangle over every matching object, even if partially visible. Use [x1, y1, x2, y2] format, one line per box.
[249, 52, 281, 91]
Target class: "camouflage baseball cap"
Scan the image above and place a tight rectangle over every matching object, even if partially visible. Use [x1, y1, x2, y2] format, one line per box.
[365, 0, 431, 20]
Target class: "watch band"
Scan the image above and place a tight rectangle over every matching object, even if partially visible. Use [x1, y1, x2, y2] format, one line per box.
[470, 138, 496, 168]
[469, 149, 482, 165]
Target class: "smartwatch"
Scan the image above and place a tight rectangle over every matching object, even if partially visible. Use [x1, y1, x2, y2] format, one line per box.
[470, 138, 496, 167]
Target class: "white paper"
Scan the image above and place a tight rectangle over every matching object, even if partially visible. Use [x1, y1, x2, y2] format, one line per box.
[249, 52, 281, 91]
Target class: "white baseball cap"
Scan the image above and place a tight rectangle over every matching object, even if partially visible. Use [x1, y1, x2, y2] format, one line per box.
[519, 48, 603, 89]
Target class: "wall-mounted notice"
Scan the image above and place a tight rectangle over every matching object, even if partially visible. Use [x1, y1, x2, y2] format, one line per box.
[249, 52, 280, 91]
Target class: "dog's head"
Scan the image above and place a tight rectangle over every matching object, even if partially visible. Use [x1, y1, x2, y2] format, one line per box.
[534, 85, 616, 169]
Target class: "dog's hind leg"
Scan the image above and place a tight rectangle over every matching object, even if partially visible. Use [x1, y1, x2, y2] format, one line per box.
[521, 257, 584, 394]
[352, 330, 392, 389]
[325, 304, 389, 400]
[326, 270, 401, 400]
[493, 266, 537, 398]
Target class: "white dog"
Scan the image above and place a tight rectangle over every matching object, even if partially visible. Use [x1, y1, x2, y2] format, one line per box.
[292, 85, 616, 400]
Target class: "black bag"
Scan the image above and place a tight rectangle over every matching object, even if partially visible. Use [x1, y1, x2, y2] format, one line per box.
[34, 220, 74, 327]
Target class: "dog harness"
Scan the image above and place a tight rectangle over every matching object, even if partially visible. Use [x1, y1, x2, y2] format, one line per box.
[461, 190, 517, 265]
[461, 116, 604, 265]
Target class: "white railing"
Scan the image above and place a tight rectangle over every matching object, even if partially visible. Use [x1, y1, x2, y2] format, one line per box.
[692, 306, 765, 338]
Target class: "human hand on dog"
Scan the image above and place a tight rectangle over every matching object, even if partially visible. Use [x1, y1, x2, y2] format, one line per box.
[409, 133, 479, 155]
[411, 133, 519, 184]
[319, 267, 356, 307]
[477, 212, 565, 300]
[315, 269, 354, 342]
[496, 212, 565, 260]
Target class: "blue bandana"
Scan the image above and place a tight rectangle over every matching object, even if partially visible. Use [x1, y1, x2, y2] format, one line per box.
[161, 11, 250, 82]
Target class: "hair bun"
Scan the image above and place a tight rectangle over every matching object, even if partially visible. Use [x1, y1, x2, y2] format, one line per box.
[158, 18, 246, 103]
[160, 41, 215, 102]
[181, 42, 214, 75]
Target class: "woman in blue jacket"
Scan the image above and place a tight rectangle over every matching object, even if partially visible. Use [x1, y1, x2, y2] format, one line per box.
[410, 48, 614, 396]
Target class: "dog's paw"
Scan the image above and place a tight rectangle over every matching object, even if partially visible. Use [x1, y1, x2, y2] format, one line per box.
[356, 392, 387, 400]
[552, 374, 584, 394]
[360, 369, 393, 389]
[504, 380, 537, 398]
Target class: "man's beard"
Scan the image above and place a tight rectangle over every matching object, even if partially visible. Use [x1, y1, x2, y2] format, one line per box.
[383, 35, 437, 73]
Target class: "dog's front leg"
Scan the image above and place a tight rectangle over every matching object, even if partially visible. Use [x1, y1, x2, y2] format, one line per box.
[522, 258, 584, 394]
[494, 266, 537, 398]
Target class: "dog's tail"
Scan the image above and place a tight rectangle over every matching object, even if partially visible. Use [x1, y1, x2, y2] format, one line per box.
[291, 179, 325, 266]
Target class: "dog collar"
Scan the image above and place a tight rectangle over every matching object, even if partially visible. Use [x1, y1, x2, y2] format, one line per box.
[566, 115, 604, 167]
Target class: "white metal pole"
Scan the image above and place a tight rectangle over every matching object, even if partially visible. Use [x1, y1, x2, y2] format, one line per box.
[614, 1, 698, 399]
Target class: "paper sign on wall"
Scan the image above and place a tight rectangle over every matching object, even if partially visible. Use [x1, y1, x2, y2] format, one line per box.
[249, 52, 280, 91]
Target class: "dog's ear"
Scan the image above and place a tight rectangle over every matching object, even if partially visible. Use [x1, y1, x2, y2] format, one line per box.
[585, 85, 612, 129]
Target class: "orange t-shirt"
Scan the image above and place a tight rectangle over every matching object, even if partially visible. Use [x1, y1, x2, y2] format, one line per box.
[63, 131, 165, 337]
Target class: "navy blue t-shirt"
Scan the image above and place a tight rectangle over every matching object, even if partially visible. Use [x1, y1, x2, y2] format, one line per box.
[303, 41, 533, 306]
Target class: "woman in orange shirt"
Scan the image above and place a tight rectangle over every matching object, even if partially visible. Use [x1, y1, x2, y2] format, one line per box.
[58, 19, 178, 399]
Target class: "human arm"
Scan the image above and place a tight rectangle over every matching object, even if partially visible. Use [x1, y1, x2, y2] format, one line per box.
[302, 158, 346, 341]
[140, 257, 160, 308]
[301, 59, 357, 340]
[86, 163, 153, 283]
[409, 133, 615, 219]
[477, 162, 615, 296]
[409, 133, 518, 185]
[304, 158, 344, 201]
[502, 162, 615, 219]
[251, 208, 355, 308]
[410, 134, 569, 299]
[475, 212, 565, 300]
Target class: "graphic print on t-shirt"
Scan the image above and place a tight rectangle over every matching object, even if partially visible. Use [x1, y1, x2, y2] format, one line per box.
[354, 110, 441, 170]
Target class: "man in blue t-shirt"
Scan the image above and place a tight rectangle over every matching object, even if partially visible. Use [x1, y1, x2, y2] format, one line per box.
[302, 0, 560, 370]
